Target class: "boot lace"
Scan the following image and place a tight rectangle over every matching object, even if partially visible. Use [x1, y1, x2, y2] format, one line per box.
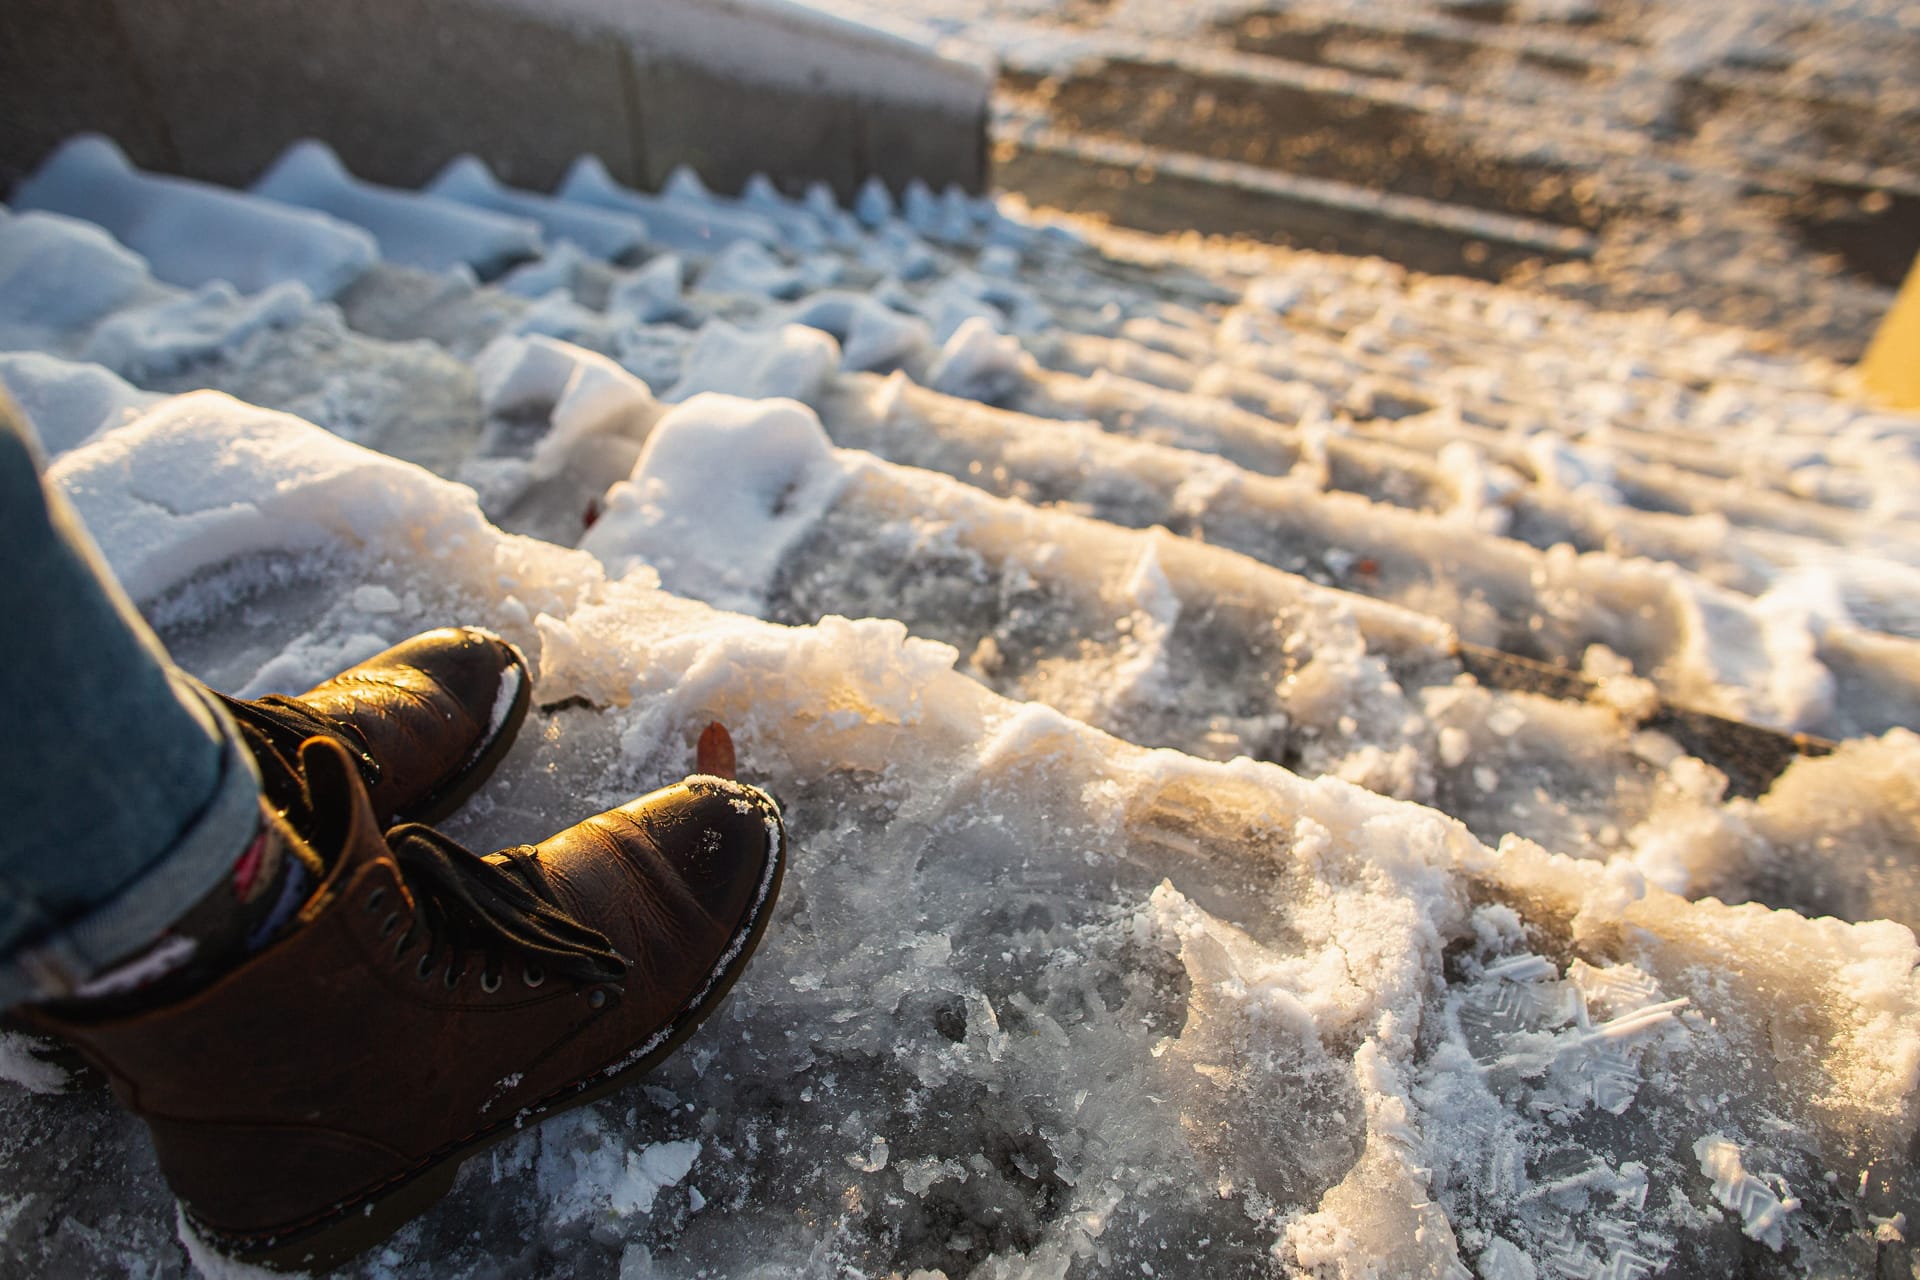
[217, 690, 384, 796]
[381, 825, 628, 991]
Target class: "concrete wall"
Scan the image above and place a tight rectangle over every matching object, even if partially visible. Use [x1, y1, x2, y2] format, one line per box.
[0, 0, 990, 199]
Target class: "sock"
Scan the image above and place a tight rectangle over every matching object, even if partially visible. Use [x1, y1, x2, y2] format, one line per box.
[69, 804, 323, 1006]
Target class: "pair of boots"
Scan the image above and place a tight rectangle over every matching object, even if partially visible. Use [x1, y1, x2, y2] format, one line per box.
[14, 628, 786, 1271]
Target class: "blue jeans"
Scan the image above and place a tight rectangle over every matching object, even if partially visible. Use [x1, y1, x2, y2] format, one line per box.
[0, 396, 261, 1008]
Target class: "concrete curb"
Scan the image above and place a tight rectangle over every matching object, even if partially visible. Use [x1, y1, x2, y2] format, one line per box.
[1, 0, 991, 200]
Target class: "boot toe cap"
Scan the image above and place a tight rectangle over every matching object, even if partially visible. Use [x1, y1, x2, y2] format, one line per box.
[622, 778, 784, 929]
[388, 626, 528, 723]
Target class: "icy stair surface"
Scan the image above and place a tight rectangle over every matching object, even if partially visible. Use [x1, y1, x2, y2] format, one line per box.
[2, 135, 1920, 1279]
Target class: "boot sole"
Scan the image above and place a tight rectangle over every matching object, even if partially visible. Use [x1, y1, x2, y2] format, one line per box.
[190, 792, 788, 1273]
[394, 635, 534, 828]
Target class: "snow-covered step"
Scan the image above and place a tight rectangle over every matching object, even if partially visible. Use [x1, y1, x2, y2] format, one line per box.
[1369, 408, 1920, 545]
[13, 142, 908, 331]
[981, 3, 1907, 355]
[619, 304, 1920, 630]
[20, 180, 1916, 663]
[322, 233, 1912, 721]
[1019, 333, 1905, 580]
[1018, 285, 1914, 536]
[457, 332, 1862, 851]
[1230, 0, 1639, 84]
[805, 369, 1919, 736]
[1079, 263, 1903, 503]
[1212, 301, 1916, 519]
[1199, 331, 1916, 530]
[567, 385, 1837, 875]
[9, 135, 376, 300]
[251, 141, 545, 279]
[996, 108, 1598, 278]
[1037, 347, 1920, 616]
[5, 389, 1912, 1279]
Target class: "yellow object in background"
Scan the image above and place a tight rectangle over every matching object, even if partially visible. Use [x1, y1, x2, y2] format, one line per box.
[1862, 250, 1920, 410]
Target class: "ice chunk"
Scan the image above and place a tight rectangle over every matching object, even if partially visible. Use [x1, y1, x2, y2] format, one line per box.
[428, 154, 648, 262]
[780, 291, 933, 373]
[13, 135, 376, 298]
[0, 1031, 69, 1095]
[83, 280, 313, 382]
[537, 1110, 699, 1225]
[854, 174, 896, 228]
[473, 333, 662, 480]
[253, 140, 543, 279]
[557, 156, 779, 255]
[665, 320, 840, 405]
[699, 239, 808, 300]
[607, 253, 687, 324]
[581, 394, 849, 612]
[927, 317, 1034, 403]
[737, 172, 829, 251]
[0, 210, 169, 351]
[493, 240, 588, 300]
[1694, 1134, 1797, 1250]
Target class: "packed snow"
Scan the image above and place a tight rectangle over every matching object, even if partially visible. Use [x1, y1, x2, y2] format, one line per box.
[2, 70, 1918, 1280]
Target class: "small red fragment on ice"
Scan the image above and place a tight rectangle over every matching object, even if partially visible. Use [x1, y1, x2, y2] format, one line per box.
[697, 721, 737, 779]
[1356, 557, 1379, 577]
[582, 499, 600, 530]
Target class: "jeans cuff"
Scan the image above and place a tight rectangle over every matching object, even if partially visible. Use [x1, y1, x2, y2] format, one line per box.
[0, 681, 263, 1008]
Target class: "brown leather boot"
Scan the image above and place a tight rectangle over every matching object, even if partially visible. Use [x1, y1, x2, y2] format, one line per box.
[0, 629, 532, 1086]
[20, 736, 785, 1272]
[218, 626, 532, 826]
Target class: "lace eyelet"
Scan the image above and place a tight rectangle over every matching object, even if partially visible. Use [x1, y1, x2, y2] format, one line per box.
[393, 930, 410, 960]
[523, 964, 545, 988]
[365, 888, 386, 913]
[480, 971, 502, 994]
[416, 955, 435, 981]
[588, 989, 608, 1009]
[379, 913, 400, 939]
[444, 965, 463, 990]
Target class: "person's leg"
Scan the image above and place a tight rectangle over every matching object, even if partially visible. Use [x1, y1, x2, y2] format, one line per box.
[0, 396, 262, 1007]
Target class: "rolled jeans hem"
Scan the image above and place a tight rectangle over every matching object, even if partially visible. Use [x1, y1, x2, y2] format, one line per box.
[0, 683, 263, 1009]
